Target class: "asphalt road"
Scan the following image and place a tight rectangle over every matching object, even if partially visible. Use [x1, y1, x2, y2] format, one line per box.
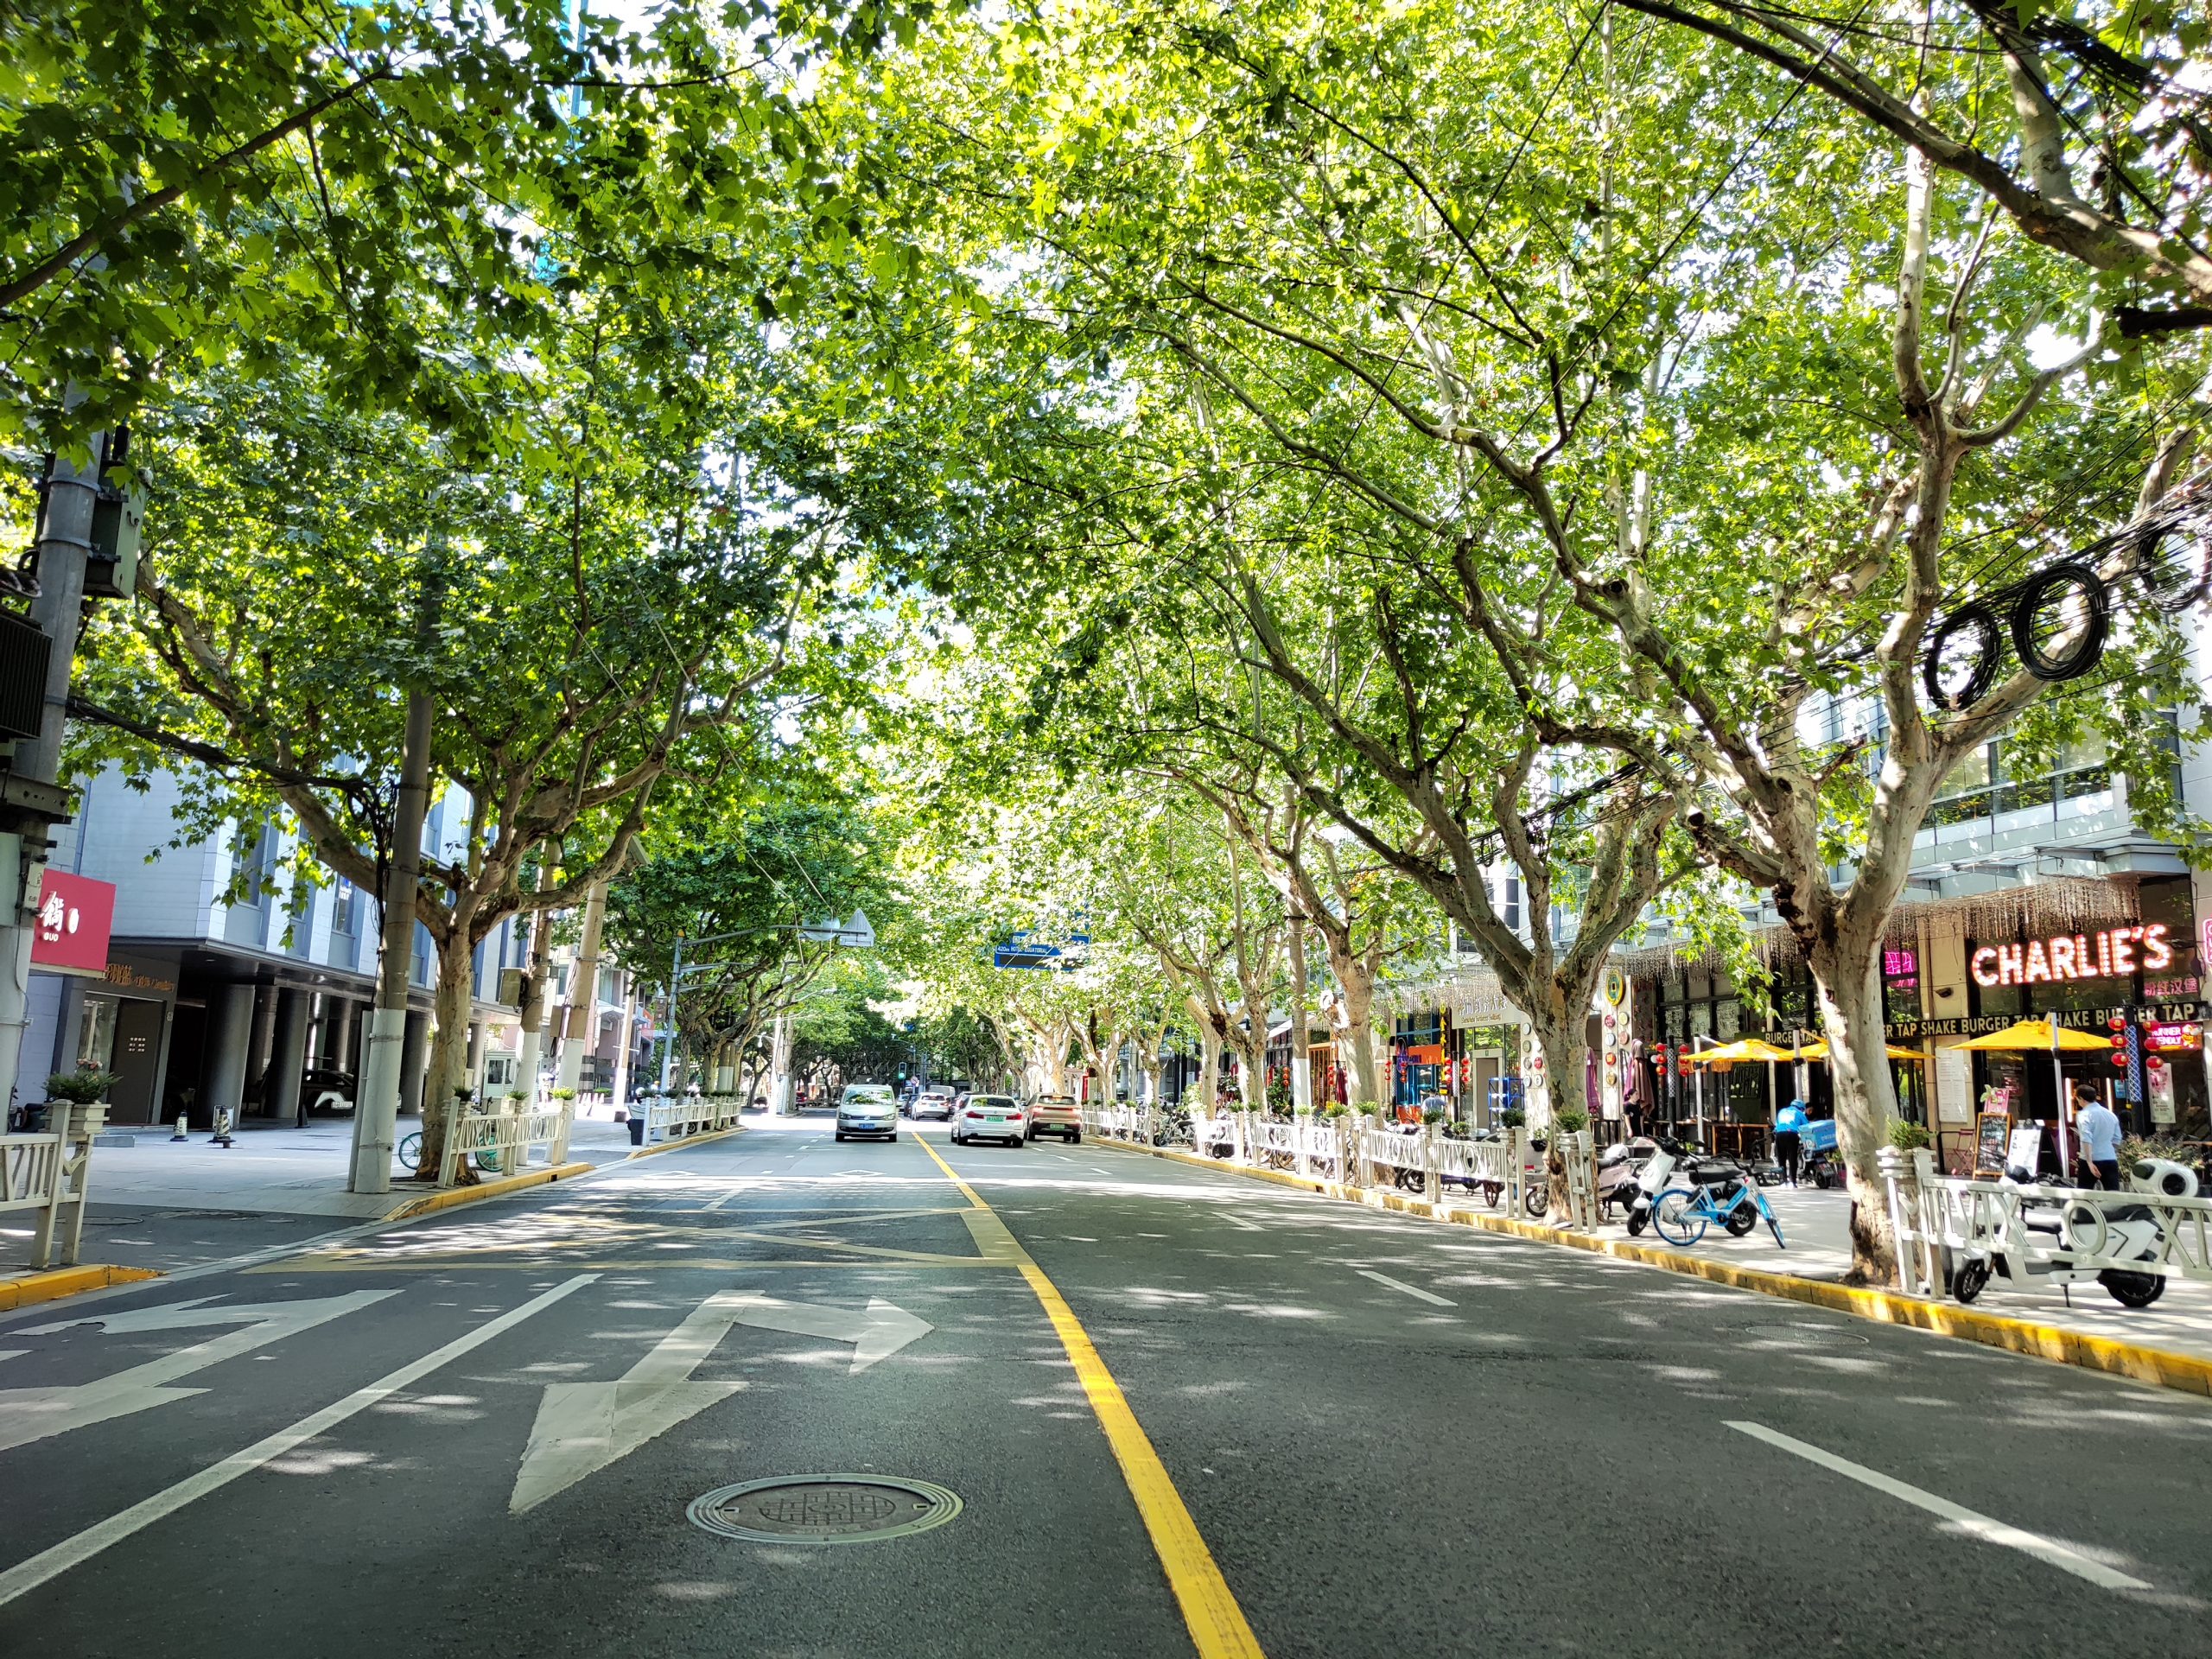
[3, 1116, 2209, 1658]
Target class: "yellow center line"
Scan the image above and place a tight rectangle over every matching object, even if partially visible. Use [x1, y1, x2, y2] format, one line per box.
[914, 1132, 1264, 1659]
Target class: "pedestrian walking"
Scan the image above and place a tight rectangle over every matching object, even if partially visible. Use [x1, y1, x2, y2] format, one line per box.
[2075, 1085, 2125, 1191]
[1773, 1096, 1808, 1186]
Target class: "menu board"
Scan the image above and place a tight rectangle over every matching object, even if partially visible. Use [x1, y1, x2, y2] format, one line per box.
[1973, 1112, 2010, 1175]
[2007, 1125, 2045, 1178]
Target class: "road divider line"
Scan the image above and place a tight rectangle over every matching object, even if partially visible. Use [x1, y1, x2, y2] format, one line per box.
[915, 1134, 1265, 1659]
[1726, 1421, 2149, 1591]
[1355, 1268, 1453, 1306]
[0, 1274, 598, 1608]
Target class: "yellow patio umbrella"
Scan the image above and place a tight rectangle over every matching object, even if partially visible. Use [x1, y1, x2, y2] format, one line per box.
[1951, 1019, 2113, 1052]
[1790, 1039, 1925, 1063]
[1951, 1019, 2110, 1172]
[1688, 1038, 1796, 1065]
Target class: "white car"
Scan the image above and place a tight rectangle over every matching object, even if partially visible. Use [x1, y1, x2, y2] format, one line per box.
[836, 1085, 899, 1142]
[912, 1086, 956, 1122]
[950, 1093, 1026, 1147]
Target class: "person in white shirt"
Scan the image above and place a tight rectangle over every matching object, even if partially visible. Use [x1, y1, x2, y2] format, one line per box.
[2074, 1085, 2124, 1191]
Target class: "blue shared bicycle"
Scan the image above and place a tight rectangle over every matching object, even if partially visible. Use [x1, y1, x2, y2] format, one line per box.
[1650, 1155, 1786, 1248]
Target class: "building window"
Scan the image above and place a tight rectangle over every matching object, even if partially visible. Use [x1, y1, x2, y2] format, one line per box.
[333, 878, 358, 938]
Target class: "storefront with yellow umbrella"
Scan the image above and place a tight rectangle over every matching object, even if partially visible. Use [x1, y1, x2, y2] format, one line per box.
[1955, 1019, 2114, 1173]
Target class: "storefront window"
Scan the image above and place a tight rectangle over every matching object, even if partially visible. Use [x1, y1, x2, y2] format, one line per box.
[1882, 946, 1921, 1025]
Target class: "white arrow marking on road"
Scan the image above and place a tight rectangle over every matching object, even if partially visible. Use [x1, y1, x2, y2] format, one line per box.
[0, 1292, 398, 1453]
[721, 1291, 933, 1373]
[510, 1289, 931, 1514]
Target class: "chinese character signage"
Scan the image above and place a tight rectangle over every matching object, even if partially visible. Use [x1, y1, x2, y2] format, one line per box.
[29, 869, 116, 975]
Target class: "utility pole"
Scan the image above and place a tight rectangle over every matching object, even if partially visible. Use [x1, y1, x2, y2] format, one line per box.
[0, 439, 111, 1109]
[347, 687, 433, 1193]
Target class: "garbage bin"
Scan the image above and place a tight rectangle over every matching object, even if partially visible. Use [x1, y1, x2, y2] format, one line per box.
[628, 1114, 647, 1147]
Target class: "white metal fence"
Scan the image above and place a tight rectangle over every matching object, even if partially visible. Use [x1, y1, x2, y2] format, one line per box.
[0, 1103, 103, 1268]
[437, 1097, 573, 1187]
[1880, 1146, 2212, 1298]
[1078, 1105, 1600, 1228]
[645, 1094, 745, 1141]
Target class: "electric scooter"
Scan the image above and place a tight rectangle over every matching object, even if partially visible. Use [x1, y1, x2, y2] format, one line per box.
[1948, 1159, 2197, 1308]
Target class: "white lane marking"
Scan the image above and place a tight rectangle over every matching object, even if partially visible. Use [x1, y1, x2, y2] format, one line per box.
[0, 1292, 398, 1453]
[1220, 1212, 1264, 1233]
[1726, 1421, 2149, 1591]
[0, 1274, 598, 1608]
[700, 1189, 743, 1211]
[1356, 1269, 1454, 1306]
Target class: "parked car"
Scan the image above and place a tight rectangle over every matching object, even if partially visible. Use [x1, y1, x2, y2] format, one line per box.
[912, 1085, 956, 1121]
[836, 1084, 899, 1142]
[301, 1067, 356, 1116]
[950, 1094, 1026, 1147]
[1027, 1096, 1081, 1143]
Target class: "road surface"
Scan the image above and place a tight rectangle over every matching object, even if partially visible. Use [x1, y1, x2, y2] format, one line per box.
[3, 1116, 2207, 1656]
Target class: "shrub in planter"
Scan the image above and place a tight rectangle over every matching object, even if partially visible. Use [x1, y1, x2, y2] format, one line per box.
[1886, 1119, 1932, 1152]
[551, 1088, 575, 1102]
[1421, 1106, 1447, 1127]
[1553, 1108, 1590, 1136]
[46, 1069, 121, 1105]
[1323, 1103, 1351, 1120]
[1499, 1107, 1527, 1129]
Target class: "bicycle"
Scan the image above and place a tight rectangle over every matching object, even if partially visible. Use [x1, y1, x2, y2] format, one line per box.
[395, 1132, 502, 1176]
[1650, 1159, 1786, 1248]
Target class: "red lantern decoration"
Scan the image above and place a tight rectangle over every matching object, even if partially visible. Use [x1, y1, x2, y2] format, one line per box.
[2107, 1014, 2126, 1030]
[2111, 1052, 2128, 1067]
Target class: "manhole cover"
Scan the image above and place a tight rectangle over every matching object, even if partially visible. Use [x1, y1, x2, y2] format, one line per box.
[687, 1475, 962, 1544]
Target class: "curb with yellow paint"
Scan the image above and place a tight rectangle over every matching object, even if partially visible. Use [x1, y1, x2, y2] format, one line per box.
[0, 1263, 162, 1313]
[1104, 1137, 2212, 1401]
[381, 1161, 595, 1222]
[623, 1124, 744, 1160]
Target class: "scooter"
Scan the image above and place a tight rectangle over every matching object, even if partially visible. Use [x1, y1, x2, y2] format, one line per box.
[1624, 1140, 1683, 1236]
[1597, 1137, 1660, 1221]
[1948, 1159, 2197, 1308]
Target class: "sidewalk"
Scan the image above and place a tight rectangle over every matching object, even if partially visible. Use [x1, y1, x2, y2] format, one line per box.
[1591, 1178, 2212, 1367]
[0, 1115, 639, 1281]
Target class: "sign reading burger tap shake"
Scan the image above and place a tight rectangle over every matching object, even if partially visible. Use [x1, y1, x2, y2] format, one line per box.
[1970, 924, 2174, 989]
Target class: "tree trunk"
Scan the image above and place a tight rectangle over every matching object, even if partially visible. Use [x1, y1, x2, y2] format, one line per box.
[1337, 966, 1383, 1108]
[556, 876, 610, 1096]
[1195, 1022, 1221, 1113]
[413, 938, 480, 1182]
[1287, 918, 1312, 1114]
[1808, 925, 1900, 1284]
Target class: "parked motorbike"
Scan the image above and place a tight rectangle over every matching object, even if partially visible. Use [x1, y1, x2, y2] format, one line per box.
[1597, 1137, 1661, 1221]
[1948, 1159, 2195, 1307]
[1624, 1140, 1683, 1236]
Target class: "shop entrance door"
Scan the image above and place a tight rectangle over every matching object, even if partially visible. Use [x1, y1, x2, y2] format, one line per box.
[109, 998, 165, 1123]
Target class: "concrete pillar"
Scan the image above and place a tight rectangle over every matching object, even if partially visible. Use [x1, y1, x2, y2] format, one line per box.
[331, 998, 359, 1076]
[265, 988, 311, 1126]
[200, 982, 257, 1128]
[399, 1010, 430, 1121]
[245, 986, 277, 1111]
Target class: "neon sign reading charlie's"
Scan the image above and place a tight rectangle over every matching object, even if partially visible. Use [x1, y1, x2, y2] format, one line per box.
[1971, 925, 2172, 988]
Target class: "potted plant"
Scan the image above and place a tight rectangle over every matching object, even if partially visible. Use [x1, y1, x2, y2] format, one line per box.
[41, 1069, 120, 1134]
[1887, 1119, 1932, 1152]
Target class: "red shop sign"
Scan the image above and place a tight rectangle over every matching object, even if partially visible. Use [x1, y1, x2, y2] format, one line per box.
[29, 869, 116, 975]
[2145, 1021, 2203, 1053]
